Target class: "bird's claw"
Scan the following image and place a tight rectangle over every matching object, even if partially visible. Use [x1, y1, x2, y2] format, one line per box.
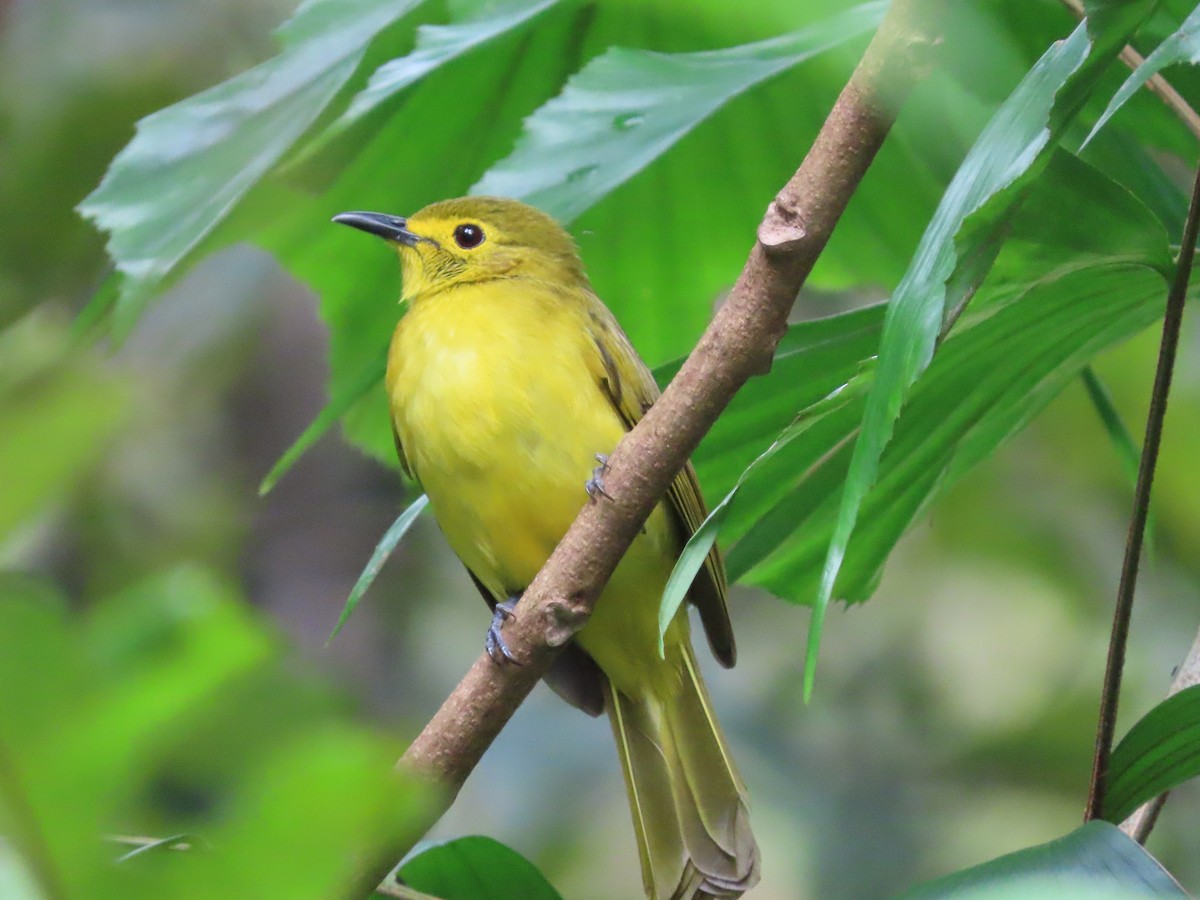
[585, 453, 612, 501]
[485, 594, 522, 665]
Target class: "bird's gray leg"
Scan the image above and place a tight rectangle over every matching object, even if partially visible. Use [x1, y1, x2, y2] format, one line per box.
[585, 453, 611, 501]
[485, 593, 522, 664]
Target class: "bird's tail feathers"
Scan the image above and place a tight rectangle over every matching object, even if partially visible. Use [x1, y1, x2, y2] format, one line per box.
[605, 647, 760, 899]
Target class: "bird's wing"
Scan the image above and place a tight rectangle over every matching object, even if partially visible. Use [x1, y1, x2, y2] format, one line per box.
[582, 293, 735, 667]
[391, 422, 414, 481]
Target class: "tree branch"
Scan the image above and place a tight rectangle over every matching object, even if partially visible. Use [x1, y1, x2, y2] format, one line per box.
[365, 0, 946, 888]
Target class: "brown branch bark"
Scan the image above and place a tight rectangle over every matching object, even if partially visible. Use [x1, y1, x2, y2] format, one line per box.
[365, 0, 946, 891]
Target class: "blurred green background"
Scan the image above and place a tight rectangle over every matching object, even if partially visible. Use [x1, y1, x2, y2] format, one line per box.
[2, 0, 1199, 897]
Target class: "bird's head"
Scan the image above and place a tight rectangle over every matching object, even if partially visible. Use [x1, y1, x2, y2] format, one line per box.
[333, 196, 586, 301]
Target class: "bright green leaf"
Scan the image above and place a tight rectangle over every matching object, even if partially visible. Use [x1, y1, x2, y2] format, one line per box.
[1084, 3, 1200, 147]
[732, 263, 1167, 608]
[77, 0, 427, 332]
[473, 1, 886, 223]
[334, 0, 562, 131]
[658, 365, 874, 651]
[0, 315, 128, 539]
[807, 4, 1157, 698]
[0, 567, 433, 900]
[399, 835, 562, 900]
[669, 150, 1169, 620]
[182, 730, 430, 900]
[1103, 684, 1200, 824]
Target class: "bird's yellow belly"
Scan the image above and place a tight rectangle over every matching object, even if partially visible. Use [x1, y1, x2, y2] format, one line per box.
[390, 303, 683, 696]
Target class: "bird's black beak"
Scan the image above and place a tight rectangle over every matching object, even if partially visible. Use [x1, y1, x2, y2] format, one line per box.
[332, 211, 421, 247]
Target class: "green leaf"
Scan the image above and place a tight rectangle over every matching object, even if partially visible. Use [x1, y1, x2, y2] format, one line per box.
[1084, 3, 1200, 147]
[473, 1, 886, 223]
[0, 315, 128, 538]
[187, 729, 430, 900]
[329, 493, 430, 642]
[679, 151, 1170, 624]
[658, 366, 873, 651]
[0, 567, 433, 900]
[398, 836, 562, 900]
[725, 264, 1166, 608]
[77, 0, 426, 332]
[657, 504, 724, 657]
[260, 345, 389, 495]
[1102, 684, 1200, 824]
[334, 0, 562, 131]
[899, 821, 1186, 898]
[806, 3, 1157, 698]
[1080, 366, 1148, 500]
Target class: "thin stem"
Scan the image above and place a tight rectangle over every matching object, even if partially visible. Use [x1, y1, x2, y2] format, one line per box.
[1085, 158, 1200, 821]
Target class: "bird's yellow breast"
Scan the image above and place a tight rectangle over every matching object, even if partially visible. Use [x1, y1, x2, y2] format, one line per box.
[386, 277, 682, 695]
[388, 280, 625, 591]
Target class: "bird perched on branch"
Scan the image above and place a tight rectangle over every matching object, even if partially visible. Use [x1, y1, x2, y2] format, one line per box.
[334, 197, 759, 899]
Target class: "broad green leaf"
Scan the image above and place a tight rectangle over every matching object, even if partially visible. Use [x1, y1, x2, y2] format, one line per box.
[899, 821, 1185, 898]
[334, 0, 562, 131]
[472, 1, 886, 223]
[399, 835, 562, 900]
[1103, 684, 1200, 824]
[679, 151, 1170, 616]
[178, 730, 430, 900]
[329, 493, 430, 641]
[674, 303, 886, 498]
[806, 3, 1158, 697]
[77, 0, 427, 332]
[1084, 3, 1200, 147]
[658, 367, 873, 650]
[0, 568, 271, 898]
[0, 596, 89, 899]
[653, 301, 885, 648]
[729, 264, 1167, 607]
[0, 568, 432, 900]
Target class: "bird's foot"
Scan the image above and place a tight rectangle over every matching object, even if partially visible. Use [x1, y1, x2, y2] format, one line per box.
[485, 593, 522, 664]
[585, 453, 612, 501]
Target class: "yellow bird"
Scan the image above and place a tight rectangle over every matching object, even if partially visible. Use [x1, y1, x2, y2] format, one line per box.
[334, 197, 759, 899]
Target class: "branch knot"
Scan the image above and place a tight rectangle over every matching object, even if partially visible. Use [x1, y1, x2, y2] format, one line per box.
[757, 199, 808, 254]
[542, 593, 592, 647]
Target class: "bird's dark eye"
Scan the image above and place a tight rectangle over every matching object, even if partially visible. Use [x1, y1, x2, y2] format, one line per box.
[453, 223, 485, 249]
